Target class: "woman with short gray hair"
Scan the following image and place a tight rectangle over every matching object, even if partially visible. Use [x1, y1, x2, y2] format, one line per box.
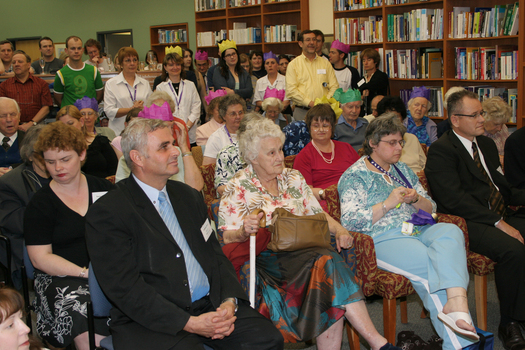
[219, 117, 401, 350]
[482, 96, 511, 157]
[261, 97, 292, 130]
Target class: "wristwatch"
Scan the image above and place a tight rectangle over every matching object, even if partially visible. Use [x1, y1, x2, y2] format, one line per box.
[31, 121, 37, 126]
[221, 297, 238, 313]
[318, 189, 325, 200]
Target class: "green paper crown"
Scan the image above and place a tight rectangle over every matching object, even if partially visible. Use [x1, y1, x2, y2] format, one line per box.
[333, 88, 361, 104]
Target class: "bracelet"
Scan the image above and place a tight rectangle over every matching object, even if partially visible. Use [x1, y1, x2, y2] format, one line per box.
[410, 194, 420, 204]
[182, 152, 193, 157]
[79, 267, 87, 278]
[382, 202, 387, 216]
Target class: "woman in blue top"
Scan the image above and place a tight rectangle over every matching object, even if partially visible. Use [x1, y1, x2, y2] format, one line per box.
[403, 86, 437, 146]
[338, 113, 478, 350]
[212, 40, 253, 100]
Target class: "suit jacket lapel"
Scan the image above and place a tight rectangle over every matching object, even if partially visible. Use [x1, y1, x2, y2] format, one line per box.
[448, 131, 487, 183]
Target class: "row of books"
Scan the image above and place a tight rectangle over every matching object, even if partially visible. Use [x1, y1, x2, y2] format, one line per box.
[400, 87, 444, 118]
[455, 46, 519, 80]
[229, 0, 261, 6]
[264, 25, 297, 43]
[386, 8, 444, 42]
[229, 27, 262, 44]
[385, 0, 428, 4]
[334, 0, 381, 11]
[157, 29, 187, 44]
[449, 3, 519, 39]
[195, 0, 226, 11]
[385, 48, 443, 79]
[196, 30, 227, 47]
[334, 16, 383, 44]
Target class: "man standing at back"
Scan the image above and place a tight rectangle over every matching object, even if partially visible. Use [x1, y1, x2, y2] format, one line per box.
[285, 30, 339, 121]
[53, 36, 104, 108]
[31, 37, 64, 75]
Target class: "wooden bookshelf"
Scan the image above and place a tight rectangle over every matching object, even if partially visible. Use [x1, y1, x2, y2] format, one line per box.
[333, 0, 524, 127]
[150, 23, 189, 63]
[195, 0, 309, 59]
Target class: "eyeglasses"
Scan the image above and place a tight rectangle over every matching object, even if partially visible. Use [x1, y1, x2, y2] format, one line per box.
[379, 139, 406, 147]
[123, 58, 138, 63]
[224, 53, 237, 58]
[312, 124, 331, 131]
[227, 111, 244, 118]
[81, 111, 96, 117]
[453, 111, 486, 118]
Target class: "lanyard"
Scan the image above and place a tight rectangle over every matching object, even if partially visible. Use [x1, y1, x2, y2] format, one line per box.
[168, 81, 184, 115]
[224, 126, 234, 144]
[125, 84, 137, 102]
[367, 156, 413, 189]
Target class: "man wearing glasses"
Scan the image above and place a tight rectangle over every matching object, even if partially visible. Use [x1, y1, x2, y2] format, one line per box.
[0, 51, 52, 132]
[425, 89, 525, 350]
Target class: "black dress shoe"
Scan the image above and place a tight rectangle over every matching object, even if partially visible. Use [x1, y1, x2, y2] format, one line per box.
[499, 322, 525, 350]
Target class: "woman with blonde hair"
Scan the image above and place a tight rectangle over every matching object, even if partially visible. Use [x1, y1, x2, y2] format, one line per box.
[482, 96, 511, 158]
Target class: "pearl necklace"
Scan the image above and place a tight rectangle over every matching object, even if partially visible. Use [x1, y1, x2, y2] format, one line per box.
[311, 140, 335, 164]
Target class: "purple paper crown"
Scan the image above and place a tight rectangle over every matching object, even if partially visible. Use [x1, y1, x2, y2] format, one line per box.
[205, 89, 228, 105]
[74, 96, 98, 112]
[263, 87, 285, 101]
[410, 86, 431, 100]
[138, 102, 173, 122]
[263, 51, 277, 62]
[195, 50, 208, 61]
[330, 40, 350, 54]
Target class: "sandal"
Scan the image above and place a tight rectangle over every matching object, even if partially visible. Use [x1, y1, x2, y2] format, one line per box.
[438, 311, 480, 341]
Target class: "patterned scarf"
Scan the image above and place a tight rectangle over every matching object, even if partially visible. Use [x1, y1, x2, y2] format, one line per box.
[406, 112, 431, 146]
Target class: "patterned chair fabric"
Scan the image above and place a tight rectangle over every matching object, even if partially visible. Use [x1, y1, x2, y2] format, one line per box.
[284, 155, 296, 169]
[105, 175, 116, 184]
[200, 163, 219, 221]
[191, 145, 204, 167]
[420, 143, 428, 156]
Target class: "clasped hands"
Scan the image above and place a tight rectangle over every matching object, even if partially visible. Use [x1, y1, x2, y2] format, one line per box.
[385, 187, 419, 210]
[183, 300, 237, 339]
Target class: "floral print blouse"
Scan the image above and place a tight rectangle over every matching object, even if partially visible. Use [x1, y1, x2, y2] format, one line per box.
[338, 157, 436, 238]
[219, 165, 323, 231]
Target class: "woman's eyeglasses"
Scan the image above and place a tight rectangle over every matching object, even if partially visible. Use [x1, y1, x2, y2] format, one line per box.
[379, 139, 406, 147]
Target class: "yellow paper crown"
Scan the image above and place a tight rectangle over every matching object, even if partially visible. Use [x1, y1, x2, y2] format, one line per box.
[218, 40, 237, 55]
[165, 45, 183, 57]
[314, 96, 343, 118]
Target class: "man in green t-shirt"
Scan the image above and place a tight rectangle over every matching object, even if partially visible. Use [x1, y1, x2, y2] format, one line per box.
[54, 36, 104, 108]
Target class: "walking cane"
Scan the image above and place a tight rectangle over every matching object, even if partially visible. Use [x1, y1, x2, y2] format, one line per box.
[249, 209, 265, 307]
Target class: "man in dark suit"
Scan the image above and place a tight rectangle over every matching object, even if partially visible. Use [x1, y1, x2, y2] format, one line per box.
[425, 89, 525, 350]
[85, 118, 283, 350]
[0, 97, 25, 177]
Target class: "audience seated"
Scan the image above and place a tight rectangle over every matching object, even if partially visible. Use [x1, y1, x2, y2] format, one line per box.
[202, 94, 246, 165]
[24, 121, 112, 349]
[74, 96, 116, 141]
[504, 126, 525, 189]
[0, 97, 26, 176]
[482, 96, 511, 163]
[425, 89, 525, 350]
[261, 93, 292, 130]
[0, 40, 14, 76]
[293, 104, 359, 211]
[0, 125, 49, 290]
[253, 52, 289, 112]
[103, 47, 152, 135]
[364, 95, 384, 122]
[196, 90, 225, 146]
[377, 96, 427, 173]
[31, 37, 64, 75]
[333, 88, 369, 152]
[403, 86, 437, 146]
[0, 51, 52, 132]
[56, 104, 118, 178]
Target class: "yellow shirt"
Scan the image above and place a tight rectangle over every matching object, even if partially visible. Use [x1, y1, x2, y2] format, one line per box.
[285, 53, 339, 108]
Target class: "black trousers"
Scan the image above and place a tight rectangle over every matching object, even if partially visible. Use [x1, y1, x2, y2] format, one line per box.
[467, 212, 525, 321]
[169, 298, 284, 350]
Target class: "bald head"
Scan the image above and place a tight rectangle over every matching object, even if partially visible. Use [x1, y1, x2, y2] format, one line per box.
[371, 95, 384, 117]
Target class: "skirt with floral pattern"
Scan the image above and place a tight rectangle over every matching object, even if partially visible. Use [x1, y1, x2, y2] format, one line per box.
[33, 272, 109, 347]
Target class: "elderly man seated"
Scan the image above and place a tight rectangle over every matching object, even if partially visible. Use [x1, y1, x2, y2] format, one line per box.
[333, 88, 368, 152]
[0, 97, 25, 176]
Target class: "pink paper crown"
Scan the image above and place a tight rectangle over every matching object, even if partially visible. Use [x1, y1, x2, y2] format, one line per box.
[331, 40, 350, 54]
[195, 50, 208, 61]
[263, 51, 277, 62]
[205, 89, 227, 105]
[263, 87, 285, 101]
[74, 96, 98, 112]
[138, 102, 173, 122]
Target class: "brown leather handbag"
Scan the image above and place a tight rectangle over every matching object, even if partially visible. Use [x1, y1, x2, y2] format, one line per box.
[267, 208, 332, 252]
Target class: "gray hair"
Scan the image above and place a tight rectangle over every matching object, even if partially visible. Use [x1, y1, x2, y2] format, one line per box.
[146, 90, 176, 115]
[482, 96, 511, 124]
[443, 86, 465, 110]
[239, 117, 285, 164]
[218, 94, 246, 121]
[0, 97, 20, 114]
[407, 97, 432, 111]
[20, 124, 45, 163]
[363, 112, 406, 156]
[236, 112, 264, 137]
[121, 118, 170, 170]
[261, 97, 283, 111]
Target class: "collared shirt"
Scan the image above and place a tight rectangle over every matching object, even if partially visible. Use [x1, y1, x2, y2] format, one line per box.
[453, 130, 498, 190]
[335, 115, 368, 152]
[133, 174, 166, 212]
[0, 131, 17, 147]
[104, 72, 152, 135]
[0, 74, 53, 122]
[252, 73, 288, 103]
[285, 53, 339, 108]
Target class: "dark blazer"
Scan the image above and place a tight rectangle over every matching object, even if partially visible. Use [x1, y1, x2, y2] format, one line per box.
[85, 176, 247, 350]
[425, 129, 525, 226]
[0, 130, 25, 168]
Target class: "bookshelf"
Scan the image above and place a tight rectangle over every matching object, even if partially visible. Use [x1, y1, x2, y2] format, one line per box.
[334, 0, 524, 128]
[195, 0, 309, 60]
[150, 23, 189, 63]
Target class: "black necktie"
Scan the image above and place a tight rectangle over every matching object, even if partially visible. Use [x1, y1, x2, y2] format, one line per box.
[472, 142, 506, 216]
[2, 137, 10, 151]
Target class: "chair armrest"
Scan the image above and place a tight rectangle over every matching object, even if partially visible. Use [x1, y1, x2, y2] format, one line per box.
[350, 231, 378, 296]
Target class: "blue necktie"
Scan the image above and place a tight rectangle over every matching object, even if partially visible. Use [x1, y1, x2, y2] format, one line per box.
[158, 191, 209, 301]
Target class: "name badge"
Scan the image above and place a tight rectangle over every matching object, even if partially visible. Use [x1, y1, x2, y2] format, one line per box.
[92, 191, 108, 203]
[401, 221, 414, 235]
[357, 78, 366, 87]
[201, 219, 213, 242]
[317, 69, 326, 74]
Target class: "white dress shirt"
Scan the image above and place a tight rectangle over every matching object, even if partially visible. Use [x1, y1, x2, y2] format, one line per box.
[252, 73, 288, 103]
